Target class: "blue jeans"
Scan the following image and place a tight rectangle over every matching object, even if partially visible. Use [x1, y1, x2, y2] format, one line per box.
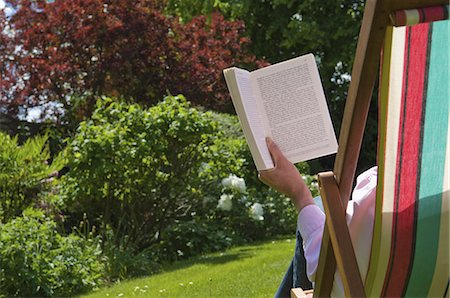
[274, 197, 323, 298]
[274, 230, 313, 298]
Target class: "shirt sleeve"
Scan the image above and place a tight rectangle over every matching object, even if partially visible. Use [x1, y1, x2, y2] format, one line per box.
[297, 166, 378, 284]
[297, 204, 325, 282]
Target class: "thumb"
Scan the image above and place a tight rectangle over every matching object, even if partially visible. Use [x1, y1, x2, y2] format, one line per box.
[266, 137, 283, 165]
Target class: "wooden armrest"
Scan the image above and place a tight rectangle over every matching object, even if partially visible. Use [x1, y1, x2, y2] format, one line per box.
[317, 172, 365, 297]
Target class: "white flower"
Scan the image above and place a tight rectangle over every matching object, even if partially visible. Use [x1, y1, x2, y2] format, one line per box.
[250, 203, 264, 221]
[222, 174, 246, 193]
[217, 194, 233, 211]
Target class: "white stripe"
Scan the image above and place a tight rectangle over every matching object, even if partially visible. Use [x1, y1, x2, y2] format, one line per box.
[369, 25, 406, 297]
[405, 9, 421, 26]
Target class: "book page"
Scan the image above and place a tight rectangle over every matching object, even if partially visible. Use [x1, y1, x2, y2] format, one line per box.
[250, 54, 338, 164]
[223, 68, 274, 170]
[234, 70, 274, 169]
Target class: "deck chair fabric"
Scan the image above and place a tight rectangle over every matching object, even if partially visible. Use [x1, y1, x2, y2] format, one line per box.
[366, 14, 449, 298]
[291, 3, 449, 298]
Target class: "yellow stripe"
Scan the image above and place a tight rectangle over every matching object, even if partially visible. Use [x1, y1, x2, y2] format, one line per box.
[364, 25, 392, 296]
[365, 25, 406, 297]
[427, 119, 450, 296]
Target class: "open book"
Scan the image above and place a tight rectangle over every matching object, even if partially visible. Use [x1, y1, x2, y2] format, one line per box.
[223, 53, 338, 170]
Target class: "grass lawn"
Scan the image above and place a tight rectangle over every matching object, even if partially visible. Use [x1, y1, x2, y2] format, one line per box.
[80, 237, 296, 298]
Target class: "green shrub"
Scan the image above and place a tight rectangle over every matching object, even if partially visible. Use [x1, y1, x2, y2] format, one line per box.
[101, 227, 160, 283]
[61, 96, 226, 251]
[0, 208, 104, 297]
[0, 132, 64, 222]
[61, 95, 319, 271]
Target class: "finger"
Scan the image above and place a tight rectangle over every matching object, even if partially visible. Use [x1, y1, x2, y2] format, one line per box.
[258, 172, 268, 185]
[266, 137, 283, 165]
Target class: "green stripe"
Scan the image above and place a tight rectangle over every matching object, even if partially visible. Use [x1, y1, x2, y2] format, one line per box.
[405, 20, 449, 297]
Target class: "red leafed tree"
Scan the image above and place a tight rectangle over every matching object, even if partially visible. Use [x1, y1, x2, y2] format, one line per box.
[0, 0, 264, 120]
[175, 12, 267, 112]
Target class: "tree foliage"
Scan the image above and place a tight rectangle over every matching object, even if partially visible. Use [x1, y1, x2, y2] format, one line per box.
[166, 0, 364, 123]
[165, 0, 377, 172]
[0, 0, 263, 119]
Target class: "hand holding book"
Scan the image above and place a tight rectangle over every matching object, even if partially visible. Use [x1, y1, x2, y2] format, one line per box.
[258, 137, 315, 212]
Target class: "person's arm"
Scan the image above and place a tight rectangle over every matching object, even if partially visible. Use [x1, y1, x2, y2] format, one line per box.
[298, 205, 325, 282]
[259, 138, 324, 282]
[258, 138, 314, 212]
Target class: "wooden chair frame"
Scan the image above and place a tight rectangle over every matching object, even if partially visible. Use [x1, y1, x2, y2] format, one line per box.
[303, 0, 449, 297]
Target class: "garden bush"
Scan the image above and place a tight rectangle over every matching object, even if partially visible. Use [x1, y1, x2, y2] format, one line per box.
[0, 132, 64, 223]
[100, 227, 161, 283]
[61, 95, 226, 252]
[199, 114, 317, 240]
[61, 95, 319, 273]
[0, 208, 104, 297]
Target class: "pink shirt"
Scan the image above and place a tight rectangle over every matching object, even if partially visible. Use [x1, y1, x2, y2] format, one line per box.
[297, 166, 378, 297]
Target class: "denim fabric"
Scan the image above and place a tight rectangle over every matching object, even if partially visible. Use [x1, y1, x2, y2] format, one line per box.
[274, 230, 312, 298]
[274, 197, 322, 298]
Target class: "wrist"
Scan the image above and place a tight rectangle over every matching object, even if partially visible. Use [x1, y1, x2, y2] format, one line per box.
[292, 185, 314, 212]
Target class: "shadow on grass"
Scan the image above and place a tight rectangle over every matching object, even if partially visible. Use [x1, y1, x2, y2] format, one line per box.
[159, 250, 253, 274]
[156, 238, 287, 275]
[197, 251, 252, 265]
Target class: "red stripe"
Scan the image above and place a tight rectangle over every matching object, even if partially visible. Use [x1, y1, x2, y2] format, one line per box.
[392, 5, 448, 26]
[418, 8, 426, 23]
[395, 10, 407, 26]
[382, 23, 430, 297]
[422, 6, 446, 23]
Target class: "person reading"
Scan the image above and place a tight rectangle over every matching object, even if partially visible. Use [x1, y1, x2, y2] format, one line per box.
[259, 138, 377, 298]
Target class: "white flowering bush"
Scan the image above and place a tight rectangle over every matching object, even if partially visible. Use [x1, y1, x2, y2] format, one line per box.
[250, 203, 264, 221]
[147, 108, 321, 262]
[196, 115, 321, 243]
[221, 174, 246, 193]
[217, 194, 233, 211]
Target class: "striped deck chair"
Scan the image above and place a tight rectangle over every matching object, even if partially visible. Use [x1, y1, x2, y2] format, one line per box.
[291, 0, 449, 297]
[367, 7, 449, 297]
